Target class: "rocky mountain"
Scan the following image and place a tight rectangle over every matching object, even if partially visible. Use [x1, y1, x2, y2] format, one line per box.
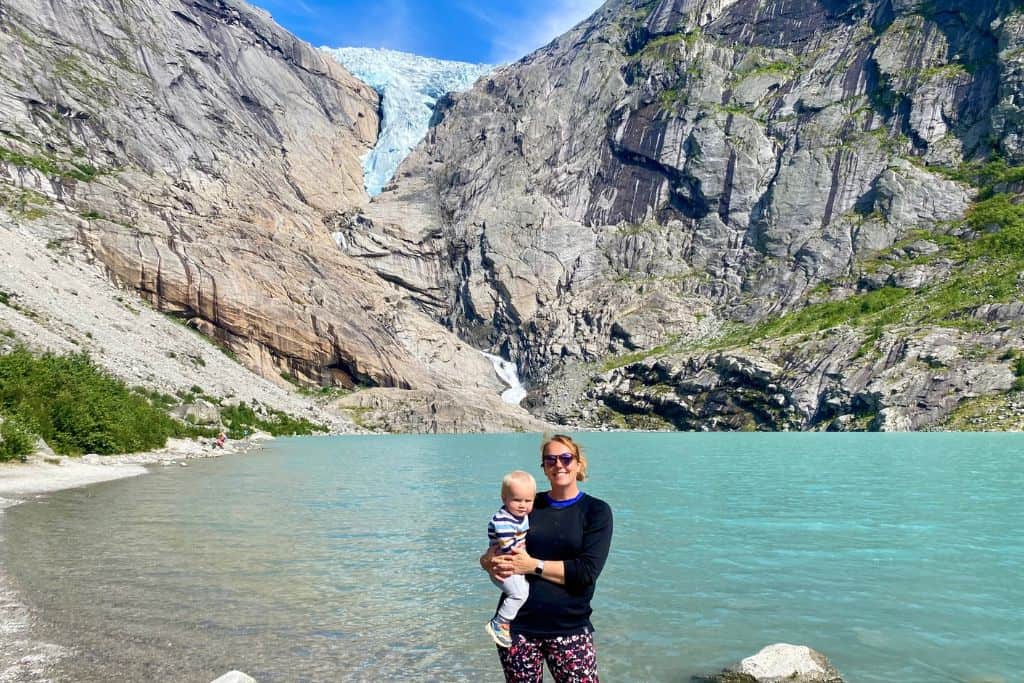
[322, 47, 493, 196]
[0, 0, 545, 433]
[342, 0, 1024, 430]
[3, 0, 1023, 434]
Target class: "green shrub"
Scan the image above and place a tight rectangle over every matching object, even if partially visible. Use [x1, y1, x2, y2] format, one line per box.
[0, 346, 195, 455]
[220, 402, 324, 439]
[967, 194, 1024, 256]
[0, 415, 36, 461]
[1012, 354, 1024, 392]
[0, 146, 102, 182]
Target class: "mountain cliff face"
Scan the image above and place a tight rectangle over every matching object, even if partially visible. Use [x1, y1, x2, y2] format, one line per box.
[4, 0, 1023, 432]
[0, 0, 546, 432]
[344, 0, 1024, 430]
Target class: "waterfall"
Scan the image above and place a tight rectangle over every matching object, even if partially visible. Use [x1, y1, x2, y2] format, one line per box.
[480, 351, 527, 406]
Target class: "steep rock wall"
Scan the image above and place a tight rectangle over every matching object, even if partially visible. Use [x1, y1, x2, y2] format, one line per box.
[342, 0, 1024, 429]
[0, 0, 510, 407]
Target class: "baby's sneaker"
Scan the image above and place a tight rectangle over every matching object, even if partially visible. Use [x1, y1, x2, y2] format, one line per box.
[485, 617, 512, 648]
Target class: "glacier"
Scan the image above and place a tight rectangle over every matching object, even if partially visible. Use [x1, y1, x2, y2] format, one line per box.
[321, 47, 493, 196]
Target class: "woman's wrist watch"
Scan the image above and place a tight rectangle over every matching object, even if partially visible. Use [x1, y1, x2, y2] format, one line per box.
[534, 560, 545, 575]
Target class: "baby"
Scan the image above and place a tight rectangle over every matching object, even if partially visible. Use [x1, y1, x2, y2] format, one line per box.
[485, 470, 536, 648]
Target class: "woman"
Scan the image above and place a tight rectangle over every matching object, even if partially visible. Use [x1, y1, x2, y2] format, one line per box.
[482, 434, 613, 682]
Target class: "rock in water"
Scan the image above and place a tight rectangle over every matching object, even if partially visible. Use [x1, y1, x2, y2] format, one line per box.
[699, 643, 844, 683]
[210, 672, 256, 683]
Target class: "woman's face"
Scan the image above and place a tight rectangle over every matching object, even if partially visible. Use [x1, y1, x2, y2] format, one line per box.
[542, 441, 579, 488]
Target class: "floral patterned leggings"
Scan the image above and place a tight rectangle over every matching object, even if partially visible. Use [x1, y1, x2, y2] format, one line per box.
[497, 631, 599, 683]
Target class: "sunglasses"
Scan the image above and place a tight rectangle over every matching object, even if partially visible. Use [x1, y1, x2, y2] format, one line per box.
[542, 453, 575, 467]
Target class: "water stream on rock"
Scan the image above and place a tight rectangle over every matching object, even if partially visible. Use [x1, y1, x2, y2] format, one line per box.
[480, 351, 528, 405]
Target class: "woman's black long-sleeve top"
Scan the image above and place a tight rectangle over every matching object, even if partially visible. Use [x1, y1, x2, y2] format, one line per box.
[506, 491, 613, 638]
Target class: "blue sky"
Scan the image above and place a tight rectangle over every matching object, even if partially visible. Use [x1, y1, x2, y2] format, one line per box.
[249, 0, 605, 64]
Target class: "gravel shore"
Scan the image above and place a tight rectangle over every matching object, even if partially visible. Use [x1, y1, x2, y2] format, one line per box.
[0, 436, 266, 682]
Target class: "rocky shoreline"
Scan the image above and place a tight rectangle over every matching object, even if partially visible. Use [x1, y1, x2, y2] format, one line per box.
[0, 435, 266, 683]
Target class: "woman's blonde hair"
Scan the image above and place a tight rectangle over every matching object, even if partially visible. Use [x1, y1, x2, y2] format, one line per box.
[540, 433, 588, 482]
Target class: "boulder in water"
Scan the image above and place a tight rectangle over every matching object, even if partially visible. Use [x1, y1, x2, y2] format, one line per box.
[210, 672, 256, 683]
[696, 643, 844, 683]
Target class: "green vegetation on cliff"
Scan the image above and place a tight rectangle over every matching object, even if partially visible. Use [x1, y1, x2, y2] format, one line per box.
[0, 145, 102, 182]
[219, 402, 323, 440]
[600, 162, 1024, 383]
[0, 346, 198, 455]
[0, 347, 326, 456]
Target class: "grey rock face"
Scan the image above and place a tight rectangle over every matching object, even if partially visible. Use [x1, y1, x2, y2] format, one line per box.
[339, 0, 1024, 429]
[581, 325, 1017, 431]
[993, 11, 1024, 161]
[0, 0, 525, 425]
[171, 399, 221, 426]
[333, 387, 552, 434]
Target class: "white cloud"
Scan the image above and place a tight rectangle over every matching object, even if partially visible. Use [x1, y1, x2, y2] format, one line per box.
[254, 0, 315, 17]
[463, 0, 606, 64]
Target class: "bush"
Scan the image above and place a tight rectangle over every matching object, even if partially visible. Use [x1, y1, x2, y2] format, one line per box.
[1012, 354, 1024, 392]
[0, 415, 36, 461]
[967, 194, 1024, 256]
[220, 402, 324, 439]
[0, 346, 193, 455]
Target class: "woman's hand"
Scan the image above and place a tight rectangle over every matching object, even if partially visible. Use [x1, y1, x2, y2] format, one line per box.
[509, 547, 537, 575]
[479, 545, 516, 580]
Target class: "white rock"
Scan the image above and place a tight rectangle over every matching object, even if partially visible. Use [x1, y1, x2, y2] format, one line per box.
[727, 643, 841, 682]
[210, 672, 256, 683]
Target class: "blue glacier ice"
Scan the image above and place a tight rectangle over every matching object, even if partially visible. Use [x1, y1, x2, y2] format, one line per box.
[321, 47, 493, 197]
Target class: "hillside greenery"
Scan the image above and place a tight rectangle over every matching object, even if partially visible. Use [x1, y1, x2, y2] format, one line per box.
[0, 346, 205, 456]
[219, 402, 323, 440]
[598, 156, 1024, 374]
[0, 346, 324, 458]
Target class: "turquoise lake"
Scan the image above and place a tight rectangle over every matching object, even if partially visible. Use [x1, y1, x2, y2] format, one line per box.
[1, 433, 1022, 682]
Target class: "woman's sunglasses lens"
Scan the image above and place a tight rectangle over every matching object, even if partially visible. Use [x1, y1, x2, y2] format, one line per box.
[543, 454, 575, 466]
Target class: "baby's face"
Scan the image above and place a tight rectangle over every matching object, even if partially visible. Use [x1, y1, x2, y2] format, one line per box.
[503, 481, 535, 517]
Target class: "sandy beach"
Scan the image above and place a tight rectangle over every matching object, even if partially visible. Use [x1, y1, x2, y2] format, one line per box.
[0, 436, 266, 682]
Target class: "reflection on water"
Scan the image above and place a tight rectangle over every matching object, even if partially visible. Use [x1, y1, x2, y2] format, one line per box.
[2, 433, 1022, 682]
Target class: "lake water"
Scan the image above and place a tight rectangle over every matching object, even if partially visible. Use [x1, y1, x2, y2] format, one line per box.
[1, 433, 1022, 682]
